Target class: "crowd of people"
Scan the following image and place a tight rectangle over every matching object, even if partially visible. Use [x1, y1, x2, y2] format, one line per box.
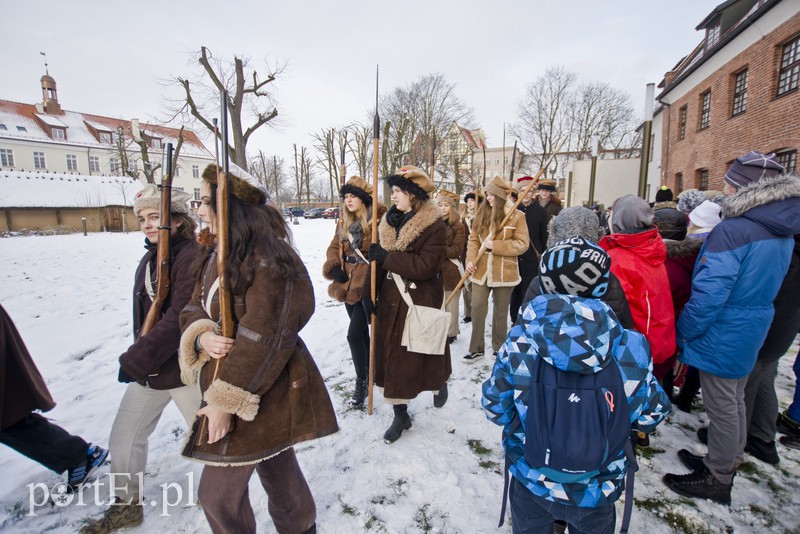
[2, 150, 799, 534]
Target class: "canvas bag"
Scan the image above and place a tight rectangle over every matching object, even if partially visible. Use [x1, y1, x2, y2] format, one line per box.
[392, 274, 449, 355]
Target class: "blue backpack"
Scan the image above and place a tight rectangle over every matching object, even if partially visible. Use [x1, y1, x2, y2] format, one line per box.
[524, 355, 631, 483]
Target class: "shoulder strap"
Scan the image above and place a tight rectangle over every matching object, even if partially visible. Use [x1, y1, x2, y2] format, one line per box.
[619, 438, 638, 534]
[391, 273, 445, 311]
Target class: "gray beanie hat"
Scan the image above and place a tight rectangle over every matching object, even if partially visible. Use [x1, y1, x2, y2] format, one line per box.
[547, 206, 605, 247]
[677, 189, 707, 215]
[610, 194, 654, 234]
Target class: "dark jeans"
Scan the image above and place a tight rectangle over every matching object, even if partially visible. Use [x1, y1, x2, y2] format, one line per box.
[789, 346, 800, 422]
[510, 262, 537, 324]
[345, 302, 370, 380]
[510, 478, 616, 534]
[0, 413, 87, 473]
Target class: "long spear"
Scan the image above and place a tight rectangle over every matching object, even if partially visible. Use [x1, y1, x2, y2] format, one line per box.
[337, 132, 347, 272]
[368, 66, 379, 416]
[445, 142, 563, 307]
[508, 140, 518, 187]
[428, 131, 436, 187]
[197, 90, 234, 445]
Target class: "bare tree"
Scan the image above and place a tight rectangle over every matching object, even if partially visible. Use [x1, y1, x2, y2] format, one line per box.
[312, 127, 339, 204]
[114, 124, 185, 184]
[174, 46, 284, 170]
[346, 122, 373, 179]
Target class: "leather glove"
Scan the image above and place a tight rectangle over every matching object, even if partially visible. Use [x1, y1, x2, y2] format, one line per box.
[361, 296, 377, 317]
[118, 367, 136, 384]
[330, 265, 349, 283]
[368, 243, 388, 264]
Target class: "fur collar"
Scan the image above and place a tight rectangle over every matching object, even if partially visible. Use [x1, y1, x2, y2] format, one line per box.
[664, 237, 703, 259]
[722, 175, 800, 219]
[379, 201, 441, 251]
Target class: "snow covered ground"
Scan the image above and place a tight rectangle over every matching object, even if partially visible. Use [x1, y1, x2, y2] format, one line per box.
[1, 219, 799, 533]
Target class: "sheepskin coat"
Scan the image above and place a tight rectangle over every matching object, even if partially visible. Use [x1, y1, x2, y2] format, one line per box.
[322, 204, 387, 305]
[442, 219, 467, 291]
[374, 202, 452, 400]
[179, 245, 338, 466]
[466, 206, 529, 287]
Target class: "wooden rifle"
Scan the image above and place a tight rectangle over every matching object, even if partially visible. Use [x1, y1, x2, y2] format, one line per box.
[140, 143, 174, 336]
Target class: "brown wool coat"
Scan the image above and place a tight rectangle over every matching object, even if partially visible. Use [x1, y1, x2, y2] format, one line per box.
[322, 204, 387, 305]
[374, 202, 452, 400]
[0, 304, 56, 431]
[179, 246, 338, 466]
[466, 206, 529, 287]
[442, 220, 466, 291]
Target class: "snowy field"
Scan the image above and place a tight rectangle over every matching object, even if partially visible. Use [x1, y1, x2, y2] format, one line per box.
[1, 219, 799, 533]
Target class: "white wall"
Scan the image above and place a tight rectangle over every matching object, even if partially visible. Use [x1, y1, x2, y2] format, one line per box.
[568, 158, 641, 208]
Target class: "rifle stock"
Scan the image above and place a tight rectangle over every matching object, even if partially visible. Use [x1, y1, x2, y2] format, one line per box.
[141, 143, 174, 336]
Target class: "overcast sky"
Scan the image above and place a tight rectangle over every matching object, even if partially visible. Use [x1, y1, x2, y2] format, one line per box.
[2, 0, 719, 167]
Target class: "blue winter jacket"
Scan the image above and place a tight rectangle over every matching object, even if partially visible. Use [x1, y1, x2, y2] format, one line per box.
[678, 176, 800, 379]
[482, 294, 670, 508]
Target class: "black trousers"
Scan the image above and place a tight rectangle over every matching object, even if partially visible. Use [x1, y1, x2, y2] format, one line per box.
[510, 262, 538, 324]
[0, 413, 87, 473]
[345, 302, 370, 380]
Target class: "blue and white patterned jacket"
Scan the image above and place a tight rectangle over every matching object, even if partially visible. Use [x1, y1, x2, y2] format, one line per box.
[482, 294, 671, 508]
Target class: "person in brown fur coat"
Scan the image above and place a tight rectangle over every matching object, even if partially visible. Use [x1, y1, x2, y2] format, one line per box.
[178, 163, 338, 534]
[322, 176, 387, 408]
[436, 189, 466, 344]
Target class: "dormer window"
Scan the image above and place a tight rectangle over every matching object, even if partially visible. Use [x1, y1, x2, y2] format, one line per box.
[100, 132, 113, 144]
[52, 127, 66, 140]
[0, 124, 7, 130]
[706, 23, 720, 49]
[150, 138, 162, 150]
[17, 126, 27, 132]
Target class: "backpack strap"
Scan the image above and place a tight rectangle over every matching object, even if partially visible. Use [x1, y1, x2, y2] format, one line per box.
[497, 417, 521, 527]
[619, 438, 639, 534]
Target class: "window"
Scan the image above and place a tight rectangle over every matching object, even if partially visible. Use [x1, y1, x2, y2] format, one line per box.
[675, 173, 683, 194]
[66, 154, 78, 171]
[0, 124, 7, 130]
[697, 169, 709, 191]
[0, 148, 14, 167]
[777, 150, 797, 174]
[706, 24, 720, 49]
[33, 151, 46, 169]
[89, 156, 100, 172]
[194, 188, 201, 200]
[778, 35, 800, 96]
[150, 138, 162, 150]
[732, 69, 748, 116]
[110, 158, 120, 174]
[17, 125, 27, 132]
[495, 158, 500, 165]
[129, 161, 138, 173]
[52, 127, 66, 140]
[192, 165, 199, 178]
[699, 91, 711, 130]
[100, 132, 113, 144]
[678, 106, 687, 140]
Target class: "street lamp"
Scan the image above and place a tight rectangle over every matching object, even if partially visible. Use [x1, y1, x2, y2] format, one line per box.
[588, 135, 599, 206]
[638, 83, 655, 199]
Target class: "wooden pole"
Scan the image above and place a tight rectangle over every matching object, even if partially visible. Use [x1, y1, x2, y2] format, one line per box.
[368, 66, 379, 416]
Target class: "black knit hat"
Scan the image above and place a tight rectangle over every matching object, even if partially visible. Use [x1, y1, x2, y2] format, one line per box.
[655, 186, 674, 203]
[539, 237, 610, 298]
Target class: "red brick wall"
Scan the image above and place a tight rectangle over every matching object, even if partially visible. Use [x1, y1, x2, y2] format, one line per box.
[660, 11, 800, 193]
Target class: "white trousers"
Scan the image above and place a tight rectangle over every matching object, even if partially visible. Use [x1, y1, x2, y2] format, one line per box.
[109, 381, 201, 501]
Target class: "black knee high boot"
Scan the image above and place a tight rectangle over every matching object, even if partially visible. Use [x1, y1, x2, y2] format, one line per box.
[383, 404, 412, 444]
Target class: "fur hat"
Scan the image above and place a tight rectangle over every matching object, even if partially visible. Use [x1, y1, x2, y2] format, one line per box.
[436, 189, 459, 207]
[384, 165, 435, 201]
[340, 175, 373, 205]
[133, 183, 192, 216]
[689, 200, 722, 229]
[485, 176, 512, 201]
[536, 179, 557, 192]
[202, 163, 268, 205]
[655, 185, 674, 203]
[653, 207, 688, 241]
[539, 236, 610, 298]
[677, 189, 707, 214]
[547, 206, 605, 247]
[724, 151, 784, 190]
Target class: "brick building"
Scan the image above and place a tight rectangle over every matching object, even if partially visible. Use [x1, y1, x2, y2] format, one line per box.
[656, 0, 799, 193]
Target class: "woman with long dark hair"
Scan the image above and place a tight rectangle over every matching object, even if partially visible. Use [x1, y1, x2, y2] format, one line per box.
[436, 190, 466, 344]
[323, 176, 387, 407]
[367, 165, 451, 443]
[179, 165, 338, 534]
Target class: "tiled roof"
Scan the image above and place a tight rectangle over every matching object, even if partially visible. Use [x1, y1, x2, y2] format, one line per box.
[0, 169, 144, 208]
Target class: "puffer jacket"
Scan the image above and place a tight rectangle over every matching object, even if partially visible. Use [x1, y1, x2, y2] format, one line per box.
[467, 206, 529, 287]
[600, 228, 676, 365]
[678, 176, 800, 378]
[482, 294, 670, 508]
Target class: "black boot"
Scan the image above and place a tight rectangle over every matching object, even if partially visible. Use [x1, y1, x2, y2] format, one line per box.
[349, 378, 367, 408]
[677, 449, 705, 471]
[384, 404, 412, 444]
[745, 435, 780, 465]
[433, 383, 448, 408]
[663, 466, 732, 505]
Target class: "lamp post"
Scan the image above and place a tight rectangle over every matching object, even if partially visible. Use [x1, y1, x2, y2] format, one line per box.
[638, 83, 655, 199]
[588, 135, 599, 207]
[567, 156, 575, 207]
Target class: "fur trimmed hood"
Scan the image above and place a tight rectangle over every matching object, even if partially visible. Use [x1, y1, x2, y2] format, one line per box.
[379, 201, 442, 252]
[723, 175, 800, 219]
[664, 237, 704, 260]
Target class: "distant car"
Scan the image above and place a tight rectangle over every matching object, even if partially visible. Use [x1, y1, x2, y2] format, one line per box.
[304, 208, 326, 219]
[322, 207, 339, 219]
[288, 207, 305, 217]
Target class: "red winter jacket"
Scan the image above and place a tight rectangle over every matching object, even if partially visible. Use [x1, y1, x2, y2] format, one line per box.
[600, 228, 676, 365]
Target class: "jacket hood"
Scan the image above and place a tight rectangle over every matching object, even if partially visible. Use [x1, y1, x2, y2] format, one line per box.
[526, 294, 623, 375]
[664, 237, 703, 260]
[600, 227, 667, 266]
[723, 176, 800, 237]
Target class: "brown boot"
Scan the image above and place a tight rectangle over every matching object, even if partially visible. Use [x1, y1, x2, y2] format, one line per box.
[80, 497, 144, 533]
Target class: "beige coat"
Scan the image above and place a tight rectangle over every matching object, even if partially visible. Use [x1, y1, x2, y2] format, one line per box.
[466, 206, 529, 287]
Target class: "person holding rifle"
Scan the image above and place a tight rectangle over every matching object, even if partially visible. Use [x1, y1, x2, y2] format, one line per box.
[367, 165, 451, 444]
[81, 183, 198, 534]
[322, 176, 387, 408]
[463, 176, 529, 363]
[179, 164, 337, 534]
